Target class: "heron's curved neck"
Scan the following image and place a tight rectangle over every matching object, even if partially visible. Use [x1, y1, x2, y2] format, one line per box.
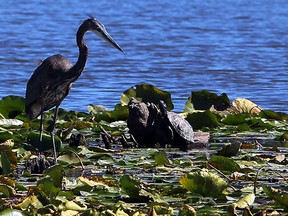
[69, 24, 89, 81]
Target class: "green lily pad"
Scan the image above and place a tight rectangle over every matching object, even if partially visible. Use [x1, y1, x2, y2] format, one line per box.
[0, 128, 14, 142]
[0, 184, 16, 197]
[186, 90, 230, 111]
[227, 193, 255, 215]
[44, 164, 65, 188]
[262, 184, 288, 208]
[0, 96, 25, 119]
[235, 193, 255, 209]
[16, 195, 43, 210]
[259, 110, 288, 121]
[119, 175, 159, 202]
[1, 149, 17, 174]
[208, 155, 241, 173]
[179, 169, 228, 198]
[88, 104, 128, 122]
[153, 150, 171, 166]
[186, 110, 221, 130]
[119, 175, 141, 199]
[0, 209, 28, 216]
[222, 113, 250, 125]
[25, 131, 61, 152]
[179, 204, 196, 216]
[217, 142, 242, 157]
[65, 200, 87, 211]
[37, 176, 61, 198]
[120, 84, 173, 111]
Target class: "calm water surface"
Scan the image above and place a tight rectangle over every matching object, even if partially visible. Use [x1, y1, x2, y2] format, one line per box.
[0, 0, 287, 113]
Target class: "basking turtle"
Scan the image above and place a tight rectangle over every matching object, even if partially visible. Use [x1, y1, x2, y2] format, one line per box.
[127, 98, 158, 147]
[156, 101, 194, 150]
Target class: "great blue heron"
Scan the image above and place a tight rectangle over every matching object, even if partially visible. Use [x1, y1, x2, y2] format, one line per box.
[25, 16, 124, 163]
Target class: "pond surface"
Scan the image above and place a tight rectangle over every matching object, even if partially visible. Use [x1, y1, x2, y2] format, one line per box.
[1, 0, 287, 112]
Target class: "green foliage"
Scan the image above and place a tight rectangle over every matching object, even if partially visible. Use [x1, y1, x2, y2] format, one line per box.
[120, 84, 174, 111]
[88, 103, 128, 122]
[153, 150, 171, 166]
[0, 184, 15, 198]
[0, 96, 25, 119]
[179, 169, 228, 198]
[37, 176, 61, 200]
[262, 184, 288, 209]
[216, 142, 241, 157]
[186, 90, 230, 111]
[208, 155, 241, 173]
[119, 175, 142, 199]
[1, 149, 17, 175]
[186, 110, 221, 130]
[44, 164, 65, 188]
[0, 87, 287, 214]
[0, 129, 14, 143]
[25, 132, 61, 152]
[119, 175, 163, 203]
[0, 209, 28, 216]
[259, 110, 288, 121]
[222, 113, 250, 125]
[227, 193, 255, 215]
[179, 204, 196, 216]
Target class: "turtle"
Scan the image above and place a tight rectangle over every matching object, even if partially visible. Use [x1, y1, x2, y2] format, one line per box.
[155, 100, 194, 150]
[127, 98, 158, 148]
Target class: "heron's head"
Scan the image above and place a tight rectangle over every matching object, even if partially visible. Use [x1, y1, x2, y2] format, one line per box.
[85, 16, 124, 53]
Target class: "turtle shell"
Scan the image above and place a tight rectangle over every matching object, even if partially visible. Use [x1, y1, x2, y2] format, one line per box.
[166, 111, 194, 143]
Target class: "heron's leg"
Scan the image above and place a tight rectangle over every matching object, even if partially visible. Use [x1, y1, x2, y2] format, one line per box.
[38, 111, 44, 156]
[51, 105, 60, 163]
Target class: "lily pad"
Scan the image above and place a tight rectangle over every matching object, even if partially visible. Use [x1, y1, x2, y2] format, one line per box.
[186, 110, 221, 130]
[186, 90, 230, 111]
[179, 169, 228, 198]
[0, 184, 16, 197]
[0, 209, 28, 216]
[227, 193, 255, 215]
[64, 201, 87, 211]
[89, 104, 128, 122]
[235, 193, 255, 209]
[0, 139, 14, 150]
[232, 98, 262, 114]
[119, 175, 142, 199]
[16, 195, 43, 211]
[119, 175, 159, 202]
[259, 110, 288, 121]
[0, 119, 23, 126]
[262, 184, 288, 208]
[120, 84, 173, 111]
[0, 128, 13, 142]
[208, 155, 241, 173]
[44, 164, 65, 188]
[0, 96, 25, 119]
[153, 151, 171, 166]
[25, 132, 61, 152]
[222, 113, 250, 125]
[37, 176, 61, 198]
[1, 149, 17, 174]
[179, 204, 196, 216]
[217, 142, 242, 157]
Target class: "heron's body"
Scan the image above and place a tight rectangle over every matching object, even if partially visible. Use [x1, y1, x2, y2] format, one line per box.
[26, 55, 73, 119]
[25, 17, 123, 163]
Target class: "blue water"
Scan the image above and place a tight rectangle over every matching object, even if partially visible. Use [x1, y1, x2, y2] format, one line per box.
[1, 0, 287, 113]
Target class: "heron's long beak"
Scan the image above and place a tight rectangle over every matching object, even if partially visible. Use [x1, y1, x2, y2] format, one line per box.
[93, 28, 124, 53]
